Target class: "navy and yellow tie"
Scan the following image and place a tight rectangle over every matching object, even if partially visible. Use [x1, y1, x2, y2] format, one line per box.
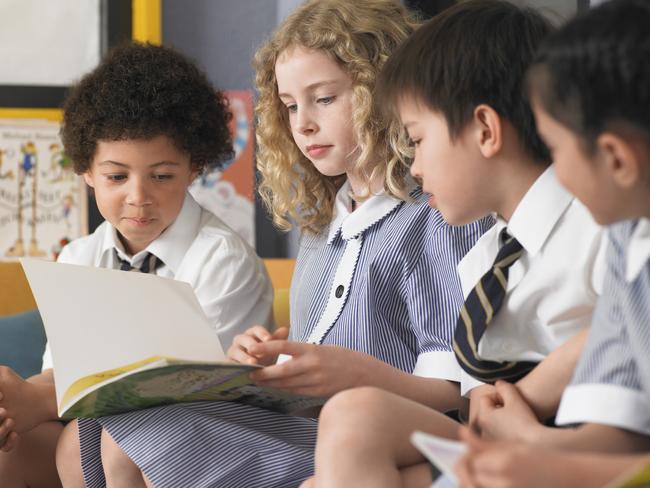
[453, 230, 537, 383]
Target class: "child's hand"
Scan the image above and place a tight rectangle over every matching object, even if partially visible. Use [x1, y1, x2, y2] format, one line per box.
[468, 384, 499, 432]
[248, 342, 378, 397]
[455, 426, 576, 488]
[475, 381, 541, 442]
[0, 418, 19, 453]
[0, 366, 50, 436]
[227, 326, 289, 366]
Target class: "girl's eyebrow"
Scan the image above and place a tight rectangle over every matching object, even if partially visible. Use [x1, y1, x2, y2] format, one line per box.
[278, 79, 339, 99]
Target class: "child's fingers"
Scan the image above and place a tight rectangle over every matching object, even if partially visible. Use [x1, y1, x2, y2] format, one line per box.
[271, 327, 289, 340]
[0, 417, 15, 445]
[246, 325, 272, 342]
[227, 346, 260, 365]
[455, 454, 479, 488]
[249, 353, 309, 382]
[494, 380, 521, 405]
[0, 431, 19, 452]
[234, 334, 265, 353]
[249, 340, 312, 358]
[459, 425, 487, 453]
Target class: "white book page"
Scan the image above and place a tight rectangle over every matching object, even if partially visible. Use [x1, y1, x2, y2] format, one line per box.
[20, 259, 226, 408]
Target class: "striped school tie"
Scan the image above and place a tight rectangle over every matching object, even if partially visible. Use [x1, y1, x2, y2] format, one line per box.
[115, 250, 161, 274]
[453, 230, 537, 383]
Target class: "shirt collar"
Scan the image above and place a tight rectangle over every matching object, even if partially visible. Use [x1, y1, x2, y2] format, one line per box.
[507, 165, 574, 256]
[327, 180, 403, 244]
[99, 192, 202, 273]
[626, 218, 650, 283]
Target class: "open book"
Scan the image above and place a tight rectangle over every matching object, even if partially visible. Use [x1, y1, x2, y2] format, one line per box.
[21, 259, 323, 420]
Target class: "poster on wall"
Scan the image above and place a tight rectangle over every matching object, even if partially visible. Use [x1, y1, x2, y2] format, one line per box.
[190, 90, 255, 247]
[0, 119, 88, 261]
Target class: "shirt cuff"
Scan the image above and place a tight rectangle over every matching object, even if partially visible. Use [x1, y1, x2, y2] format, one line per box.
[413, 351, 461, 382]
[556, 383, 650, 435]
[459, 368, 487, 397]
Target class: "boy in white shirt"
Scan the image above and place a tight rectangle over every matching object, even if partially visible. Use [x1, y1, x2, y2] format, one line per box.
[0, 42, 273, 488]
[457, 1, 650, 486]
[303, 2, 606, 486]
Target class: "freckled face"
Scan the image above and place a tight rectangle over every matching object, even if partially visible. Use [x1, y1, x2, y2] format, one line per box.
[275, 46, 358, 176]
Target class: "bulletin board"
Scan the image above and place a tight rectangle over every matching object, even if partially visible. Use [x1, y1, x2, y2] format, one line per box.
[0, 0, 159, 260]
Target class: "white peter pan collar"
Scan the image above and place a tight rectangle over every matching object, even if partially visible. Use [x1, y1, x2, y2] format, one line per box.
[327, 180, 403, 244]
[626, 218, 650, 283]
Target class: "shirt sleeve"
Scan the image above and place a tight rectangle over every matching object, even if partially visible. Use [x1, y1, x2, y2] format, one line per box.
[411, 217, 493, 381]
[556, 226, 650, 434]
[190, 235, 274, 351]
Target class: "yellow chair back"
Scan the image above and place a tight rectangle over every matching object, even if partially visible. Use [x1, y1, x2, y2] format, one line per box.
[0, 261, 36, 317]
[262, 259, 295, 330]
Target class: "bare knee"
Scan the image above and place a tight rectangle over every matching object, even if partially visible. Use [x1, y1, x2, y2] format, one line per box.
[56, 419, 84, 488]
[321, 387, 392, 427]
[319, 387, 393, 444]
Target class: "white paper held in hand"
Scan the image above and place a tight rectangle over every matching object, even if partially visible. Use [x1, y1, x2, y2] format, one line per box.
[20, 258, 226, 410]
[410, 431, 466, 485]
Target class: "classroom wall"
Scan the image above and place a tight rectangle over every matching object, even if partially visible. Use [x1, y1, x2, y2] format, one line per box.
[162, 0, 291, 258]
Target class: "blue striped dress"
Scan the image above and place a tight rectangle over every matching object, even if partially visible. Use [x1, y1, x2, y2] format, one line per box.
[78, 184, 491, 487]
[556, 218, 650, 433]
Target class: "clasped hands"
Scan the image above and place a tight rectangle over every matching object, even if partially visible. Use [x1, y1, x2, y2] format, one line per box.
[468, 381, 541, 442]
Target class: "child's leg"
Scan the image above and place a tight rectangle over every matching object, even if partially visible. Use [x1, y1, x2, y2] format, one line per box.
[56, 419, 85, 488]
[101, 428, 153, 488]
[0, 420, 63, 488]
[312, 387, 459, 488]
[401, 462, 435, 487]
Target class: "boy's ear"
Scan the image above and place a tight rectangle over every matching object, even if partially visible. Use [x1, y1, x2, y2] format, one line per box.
[473, 104, 502, 159]
[597, 132, 642, 189]
[82, 172, 95, 188]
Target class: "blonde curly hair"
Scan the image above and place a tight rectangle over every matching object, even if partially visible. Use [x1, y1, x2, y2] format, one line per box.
[254, 0, 418, 234]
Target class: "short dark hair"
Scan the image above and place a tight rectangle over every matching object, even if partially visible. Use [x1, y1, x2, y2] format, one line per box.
[379, 0, 553, 164]
[61, 42, 233, 174]
[528, 0, 650, 150]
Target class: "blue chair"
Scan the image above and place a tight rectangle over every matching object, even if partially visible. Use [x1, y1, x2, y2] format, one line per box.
[0, 309, 46, 378]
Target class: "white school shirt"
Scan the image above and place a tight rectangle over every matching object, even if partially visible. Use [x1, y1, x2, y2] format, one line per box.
[556, 218, 650, 434]
[457, 166, 607, 395]
[42, 192, 273, 370]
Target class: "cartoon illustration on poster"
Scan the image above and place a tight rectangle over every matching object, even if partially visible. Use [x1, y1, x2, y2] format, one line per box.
[0, 120, 87, 261]
[189, 90, 255, 247]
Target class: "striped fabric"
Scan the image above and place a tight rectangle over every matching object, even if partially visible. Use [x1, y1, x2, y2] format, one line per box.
[290, 190, 492, 371]
[556, 219, 650, 433]
[114, 250, 161, 273]
[78, 189, 492, 488]
[453, 230, 538, 383]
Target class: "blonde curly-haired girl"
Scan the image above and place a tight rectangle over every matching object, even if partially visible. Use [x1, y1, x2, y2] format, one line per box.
[80, 2, 491, 487]
[254, 0, 416, 234]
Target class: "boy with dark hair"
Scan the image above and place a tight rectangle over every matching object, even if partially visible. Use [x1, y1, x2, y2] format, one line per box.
[303, 1, 607, 486]
[456, 2, 650, 486]
[0, 41, 273, 488]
